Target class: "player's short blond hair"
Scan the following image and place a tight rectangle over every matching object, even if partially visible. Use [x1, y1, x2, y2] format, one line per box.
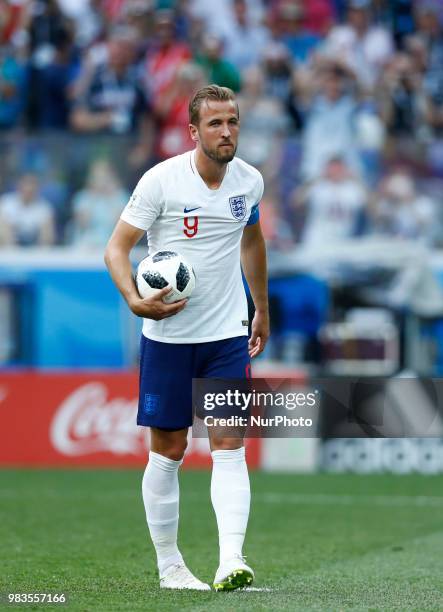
[189, 84, 238, 125]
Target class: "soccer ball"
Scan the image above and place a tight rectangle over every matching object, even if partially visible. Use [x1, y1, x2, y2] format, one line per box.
[135, 250, 196, 304]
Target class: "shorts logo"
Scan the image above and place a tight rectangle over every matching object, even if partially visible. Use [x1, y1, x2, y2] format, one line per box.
[143, 393, 160, 416]
[229, 195, 247, 220]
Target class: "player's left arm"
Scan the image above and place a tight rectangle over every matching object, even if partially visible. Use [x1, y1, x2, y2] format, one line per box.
[241, 220, 270, 358]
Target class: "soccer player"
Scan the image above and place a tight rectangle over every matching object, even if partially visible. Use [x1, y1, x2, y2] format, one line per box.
[105, 85, 269, 591]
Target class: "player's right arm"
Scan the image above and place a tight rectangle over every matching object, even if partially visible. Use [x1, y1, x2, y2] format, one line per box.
[104, 219, 186, 320]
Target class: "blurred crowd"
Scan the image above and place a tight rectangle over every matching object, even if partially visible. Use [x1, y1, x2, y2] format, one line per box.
[1, 0, 443, 248]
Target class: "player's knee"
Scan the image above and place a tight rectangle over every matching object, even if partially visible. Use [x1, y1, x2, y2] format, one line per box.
[157, 436, 188, 461]
[150, 428, 188, 461]
[210, 437, 243, 451]
[163, 440, 187, 461]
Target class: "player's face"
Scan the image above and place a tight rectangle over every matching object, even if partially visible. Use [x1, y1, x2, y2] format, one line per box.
[191, 100, 240, 164]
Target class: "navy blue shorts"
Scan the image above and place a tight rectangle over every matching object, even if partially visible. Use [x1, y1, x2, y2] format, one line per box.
[137, 335, 251, 430]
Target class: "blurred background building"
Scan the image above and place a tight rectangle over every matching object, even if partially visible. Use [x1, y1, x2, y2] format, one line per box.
[1, 0, 443, 472]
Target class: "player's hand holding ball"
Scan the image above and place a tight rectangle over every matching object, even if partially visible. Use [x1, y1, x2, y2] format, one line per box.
[130, 285, 187, 320]
[133, 250, 196, 320]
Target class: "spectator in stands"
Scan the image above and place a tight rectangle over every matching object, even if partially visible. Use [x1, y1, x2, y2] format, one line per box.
[300, 0, 336, 37]
[70, 28, 153, 166]
[36, 27, 80, 129]
[101, 0, 126, 25]
[293, 156, 368, 246]
[413, 3, 443, 137]
[185, 13, 206, 57]
[415, 1, 443, 96]
[272, 1, 322, 65]
[261, 41, 294, 103]
[269, 0, 337, 40]
[69, 159, 128, 248]
[27, 0, 73, 126]
[143, 10, 191, 107]
[195, 34, 241, 92]
[56, 0, 105, 49]
[299, 59, 361, 180]
[324, 0, 394, 92]
[154, 62, 205, 160]
[0, 174, 55, 246]
[0, 43, 26, 129]
[216, 0, 270, 71]
[383, 0, 415, 47]
[370, 170, 436, 244]
[0, 0, 29, 46]
[377, 52, 427, 138]
[28, 0, 71, 55]
[122, 1, 154, 50]
[259, 184, 295, 250]
[236, 65, 290, 166]
[188, 0, 266, 44]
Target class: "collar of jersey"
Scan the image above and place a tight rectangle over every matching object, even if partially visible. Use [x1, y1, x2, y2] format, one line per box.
[190, 150, 230, 194]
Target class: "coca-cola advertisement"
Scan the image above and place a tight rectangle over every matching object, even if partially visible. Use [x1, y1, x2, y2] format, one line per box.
[0, 372, 260, 468]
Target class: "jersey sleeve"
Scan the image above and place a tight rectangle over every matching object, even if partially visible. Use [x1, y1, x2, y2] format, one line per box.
[246, 171, 264, 226]
[120, 168, 163, 231]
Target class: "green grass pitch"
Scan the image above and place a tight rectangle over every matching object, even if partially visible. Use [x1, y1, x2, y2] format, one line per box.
[1, 469, 443, 611]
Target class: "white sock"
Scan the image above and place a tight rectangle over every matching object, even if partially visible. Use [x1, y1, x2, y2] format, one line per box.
[211, 446, 251, 564]
[142, 451, 183, 577]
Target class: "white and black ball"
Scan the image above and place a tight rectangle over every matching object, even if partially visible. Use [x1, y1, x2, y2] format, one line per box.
[136, 251, 196, 304]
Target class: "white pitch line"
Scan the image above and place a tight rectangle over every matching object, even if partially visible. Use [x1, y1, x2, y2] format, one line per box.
[238, 587, 273, 592]
[256, 492, 443, 507]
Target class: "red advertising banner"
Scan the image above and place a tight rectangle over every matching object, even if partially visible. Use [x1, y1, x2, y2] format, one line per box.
[0, 372, 261, 468]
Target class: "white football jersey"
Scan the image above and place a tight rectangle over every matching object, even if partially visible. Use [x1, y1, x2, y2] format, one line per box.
[302, 179, 366, 246]
[120, 150, 264, 343]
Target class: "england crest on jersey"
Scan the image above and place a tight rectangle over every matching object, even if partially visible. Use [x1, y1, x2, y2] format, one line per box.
[229, 195, 247, 220]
